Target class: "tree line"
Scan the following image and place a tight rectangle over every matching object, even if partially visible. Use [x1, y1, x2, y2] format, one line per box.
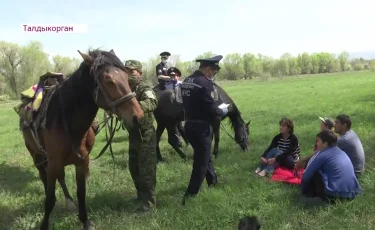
[1, 40, 375, 100]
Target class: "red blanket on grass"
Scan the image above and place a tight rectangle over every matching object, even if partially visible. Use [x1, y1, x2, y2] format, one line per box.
[270, 167, 305, 185]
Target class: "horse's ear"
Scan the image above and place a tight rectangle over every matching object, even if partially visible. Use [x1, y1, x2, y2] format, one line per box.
[246, 120, 251, 127]
[77, 50, 93, 64]
[109, 49, 116, 55]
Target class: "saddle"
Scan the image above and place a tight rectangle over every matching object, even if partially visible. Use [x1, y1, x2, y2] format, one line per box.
[153, 82, 183, 104]
[14, 71, 65, 127]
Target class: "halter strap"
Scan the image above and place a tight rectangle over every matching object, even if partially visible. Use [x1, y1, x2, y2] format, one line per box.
[93, 66, 136, 112]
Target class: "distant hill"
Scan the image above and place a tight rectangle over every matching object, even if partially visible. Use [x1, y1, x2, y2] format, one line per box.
[348, 51, 375, 60]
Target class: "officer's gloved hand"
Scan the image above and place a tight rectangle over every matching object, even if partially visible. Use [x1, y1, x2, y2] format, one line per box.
[218, 103, 230, 116]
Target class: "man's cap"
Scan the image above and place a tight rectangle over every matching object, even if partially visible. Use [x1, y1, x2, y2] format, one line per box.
[124, 60, 142, 72]
[196, 55, 223, 69]
[160, 51, 171, 58]
[319, 117, 334, 130]
[167, 67, 181, 76]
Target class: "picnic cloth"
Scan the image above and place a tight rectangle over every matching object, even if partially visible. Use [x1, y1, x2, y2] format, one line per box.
[270, 167, 305, 185]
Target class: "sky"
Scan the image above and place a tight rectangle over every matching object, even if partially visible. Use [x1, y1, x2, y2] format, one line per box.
[0, 0, 374, 62]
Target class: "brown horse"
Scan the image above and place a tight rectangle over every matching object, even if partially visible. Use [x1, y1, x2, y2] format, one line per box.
[20, 49, 143, 230]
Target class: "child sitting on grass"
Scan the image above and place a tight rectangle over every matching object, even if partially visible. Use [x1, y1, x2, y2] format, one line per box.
[255, 117, 301, 177]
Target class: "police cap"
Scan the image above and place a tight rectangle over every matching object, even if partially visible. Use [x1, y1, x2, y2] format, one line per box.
[167, 67, 181, 76]
[196, 55, 223, 70]
[125, 60, 142, 72]
[160, 51, 171, 58]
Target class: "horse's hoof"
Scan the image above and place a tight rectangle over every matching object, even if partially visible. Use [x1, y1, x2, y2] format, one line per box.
[84, 221, 95, 230]
[65, 198, 76, 211]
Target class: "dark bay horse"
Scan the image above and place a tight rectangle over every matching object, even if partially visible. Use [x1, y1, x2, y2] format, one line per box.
[153, 82, 250, 162]
[153, 85, 189, 161]
[20, 49, 143, 230]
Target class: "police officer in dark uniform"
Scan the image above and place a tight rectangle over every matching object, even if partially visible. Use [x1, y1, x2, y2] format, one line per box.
[156, 51, 171, 90]
[180, 55, 230, 205]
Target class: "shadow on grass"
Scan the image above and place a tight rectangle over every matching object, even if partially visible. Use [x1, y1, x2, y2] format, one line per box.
[0, 199, 44, 230]
[0, 161, 39, 194]
[87, 190, 141, 214]
[86, 184, 186, 215]
[356, 93, 375, 105]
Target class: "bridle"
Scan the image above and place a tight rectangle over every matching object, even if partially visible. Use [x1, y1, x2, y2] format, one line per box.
[220, 122, 249, 150]
[90, 59, 136, 114]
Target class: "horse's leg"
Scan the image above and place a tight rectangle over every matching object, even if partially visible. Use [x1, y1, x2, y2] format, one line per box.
[156, 121, 166, 162]
[75, 162, 94, 230]
[177, 110, 189, 147]
[24, 131, 48, 194]
[174, 125, 183, 148]
[40, 163, 59, 230]
[212, 118, 221, 158]
[37, 166, 48, 195]
[166, 121, 186, 159]
[58, 169, 76, 211]
[176, 121, 189, 147]
[26, 143, 48, 194]
[23, 132, 55, 230]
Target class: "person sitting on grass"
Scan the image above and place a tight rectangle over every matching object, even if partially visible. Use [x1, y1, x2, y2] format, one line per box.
[300, 130, 363, 202]
[295, 116, 335, 169]
[334, 114, 365, 178]
[255, 117, 301, 177]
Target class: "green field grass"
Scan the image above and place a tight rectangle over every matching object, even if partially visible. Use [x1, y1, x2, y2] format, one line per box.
[1, 72, 375, 230]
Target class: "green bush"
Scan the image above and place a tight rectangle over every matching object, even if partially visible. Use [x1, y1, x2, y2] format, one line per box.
[0, 94, 10, 101]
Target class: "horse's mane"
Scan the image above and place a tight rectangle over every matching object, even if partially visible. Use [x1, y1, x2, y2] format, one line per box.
[213, 82, 244, 130]
[45, 48, 125, 147]
[45, 60, 95, 143]
[89, 49, 127, 73]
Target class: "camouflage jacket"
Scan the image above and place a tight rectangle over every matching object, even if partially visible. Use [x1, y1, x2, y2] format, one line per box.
[130, 80, 158, 135]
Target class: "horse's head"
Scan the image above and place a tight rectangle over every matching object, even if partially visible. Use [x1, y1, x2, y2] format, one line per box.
[234, 120, 251, 151]
[77, 49, 144, 128]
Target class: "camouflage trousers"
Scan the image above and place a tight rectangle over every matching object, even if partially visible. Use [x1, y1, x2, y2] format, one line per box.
[128, 127, 157, 210]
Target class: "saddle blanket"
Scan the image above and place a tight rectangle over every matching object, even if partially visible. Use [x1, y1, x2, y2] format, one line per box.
[22, 84, 44, 112]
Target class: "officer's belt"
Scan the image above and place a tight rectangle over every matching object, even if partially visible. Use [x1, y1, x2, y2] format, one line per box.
[186, 119, 210, 124]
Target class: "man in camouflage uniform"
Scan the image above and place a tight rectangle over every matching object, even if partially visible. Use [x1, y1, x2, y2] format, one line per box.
[124, 60, 158, 212]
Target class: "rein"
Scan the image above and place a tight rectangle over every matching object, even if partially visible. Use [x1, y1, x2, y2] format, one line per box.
[90, 113, 122, 161]
[89, 115, 119, 161]
[219, 122, 248, 145]
[220, 122, 237, 142]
